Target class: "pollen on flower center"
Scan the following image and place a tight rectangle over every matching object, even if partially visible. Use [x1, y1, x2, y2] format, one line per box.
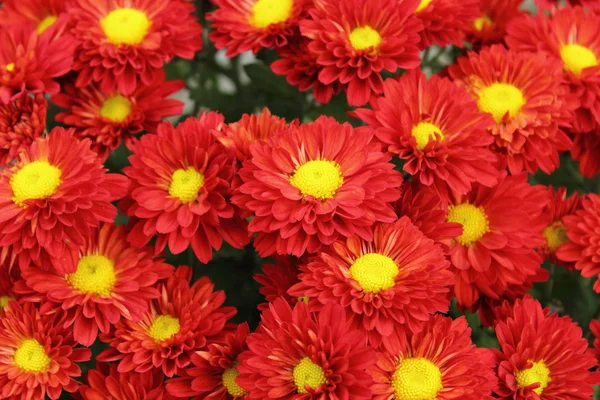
[560, 44, 598, 76]
[249, 0, 293, 28]
[477, 82, 526, 123]
[0, 296, 13, 309]
[473, 16, 492, 31]
[392, 357, 443, 400]
[222, 362, 248, 397]
[447, 203, 489, 246]
[293, 357, 327, 394]
[66, 255, 116, 296]
[37, 15, 58, 34]
[349, 26, 382, 51]
[147, 315, 181, 342]
[544, 221, 568, 252]
[349, 253, 399, 294]
[100, 8, 152, 45]
[10, 161, 62, 207]
[416, 0, 434, 12]
[169, 167, 205, 203]
[5, 63, 15, 72]
[14, 339, 51, 373]
[412, 121, 445, 150]
[289, 160, 344, 200]
[515, 360, 551, 395]
[100, 95, 132, 122]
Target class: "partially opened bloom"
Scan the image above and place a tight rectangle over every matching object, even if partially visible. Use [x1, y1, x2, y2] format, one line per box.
[289, 217, 453, 348]
[254, 255, 301, 311]
[467, 0, 524, 46]
[571, 130, 600, 178]
[449, 45, 574, 174]
[300, 0, 423, 106]
[354, 70, 499, 199]
[0, 302, 91, 400]
[233, 116, 402, 257]
[97, 266, 236, 377]
[237, 300, 376, 399]
[122, 113, 249, 263]
[0, 128, 128, 270]
[412, 0, 480, 48]
[371, 314, 497, 400]
[70, 0, 202, 95]
[0, 0, 70, 35]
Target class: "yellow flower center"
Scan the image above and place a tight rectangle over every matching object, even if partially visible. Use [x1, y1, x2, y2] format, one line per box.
[222, 362, 248, 397]
[0, 296, 13, 309]
[249, 0, 293, 28]
[477, 83, 526, 123]
[289, 160, 344, 200]
[544, 221, 568, 252]
[10, 161, 62, 207]
[516, 360, 551, 395]
[349, 253, 399, 294]
[169, 167, 205, 203]
[66, 255, 116, 296]
[293, 357, 327, 394]
[473, 16, 492, 31]
[412, 122, 445, 150]
[14, 339, 51, 373]
[297, 296, 310, 304]
[100, 95, 132, 122]
[5, 63, 15, 72]
[349, 26, 382, 51]
[100, 8, 151, 45]
[560, 44, 598, 76]
[147, 315, 181, 342]
[447, 203, 489, 246]
[416, 0, 434, 12]
[37, 15, 58, 34]
[392, 358, 443, 400]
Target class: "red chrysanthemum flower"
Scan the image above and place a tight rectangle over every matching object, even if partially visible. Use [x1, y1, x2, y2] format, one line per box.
[166, 323, 250, 399]
[412, 0, 480, 48]
[571, 130, 600, 178]
[237, 300, 376, 399]
[300, 0, 423, 106]
[0, 259, 21, 311]
[0, 94, 47, 166]
[97, 266, 236, 377]
[556, 194, 600, 292]
[449, 45, 574, 174]
[0, 0, 70, 36]
[355, 70, 499, 199]
[467, 0, 524, 46]
[79, 362, 176, 400]
[0, 128, 129, 271]
[0, 302, 91, 400]
[289, 217, 453, 348]
[122, 113, 249, 263]
[207, 0, 312, 57]
[492, 296, 598, 398]
[232, 116, 402, 257]
[52, 70, 184, 161]
[370, 314, 497, 400]
[472, 280, 538, 328]
[16, 223, 174, 346]
[591, 320, 600, 364]
[254, 255, 302, 311]
[70, 0, 202, 95]
[0, 23, 76, 103]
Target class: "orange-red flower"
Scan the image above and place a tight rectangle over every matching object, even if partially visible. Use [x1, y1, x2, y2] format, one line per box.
[355, 70, 499, 199]
[254, 255, 301, 311]
[69, 0, 202, 95]
[97, 266, 236, 377]
[492, 296, 598, 398]
[122, 113, 249, 263]
[0, 94, 47, 166]
[232, 116, 402, 257]
[237, 300, 376, 399]
[449, 45, 574, 174]
[0, 128, 129, 271]
[52, 70, 184, 161]
[300, 0, 423, 106]
[412, 0, 480, 48]
[0, 259, 20, 311]
[289, 217, 453, 348]
[0, 0, 70, 36]
[370, 314, 497, 400]
[467, 0, 524, 46]
[571, 131, 600, 178]
[0, 302, 91, 400]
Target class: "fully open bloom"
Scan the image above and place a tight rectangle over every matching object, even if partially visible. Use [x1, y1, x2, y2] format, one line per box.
[371, 314, 497, 400]
[355, 70, 499, 199]
[0, 302, 91, 400]
[0, 0, 70, 35]
[300, 0, 423, 106]
[0, 128, 128, 270]
[492, 296, 598, 398]
[97, 266, 236, 377]
[254, 255, 302, 311]
[69, 0, 202, 95]
[412, 0, 480, 48]
[237, 300, 376, 399]
[233, 116, 402, 257]
[467, 0, 524, 46]
[52, 70, 185, 161]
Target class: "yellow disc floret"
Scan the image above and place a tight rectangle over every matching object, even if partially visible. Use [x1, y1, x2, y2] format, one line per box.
[560, 44, 599, 76]
[222, 362, 248, 397]
[416, 0, 434, 12]
[100, 95, 132, 122]
[392, 357, 443, 400]
[0, 296, 13, 309]
[447, 203, 489, 246]
[516, 360, 551, 395]
[349, 253, 399, 294]
[100, 8, 151, 45]
[37, 15, 58, 34]
[349, 26, 382, 51]
[412, 122, 444, 150]
[147, 315, 181, 342]
[477, 83, 526, 123]
[473, 16, 492, 31]
[544, 221, 568, 252]
[293, 357, 327, 394]
[289, 160, 344, 200]
[169, 167, 205, 203]
[10, 161, 62, 207]
[14, 339, 51, 373]
[249, 0, 293, 28]
[5, 63, 15, 72]
[66, 255, 116, 296]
